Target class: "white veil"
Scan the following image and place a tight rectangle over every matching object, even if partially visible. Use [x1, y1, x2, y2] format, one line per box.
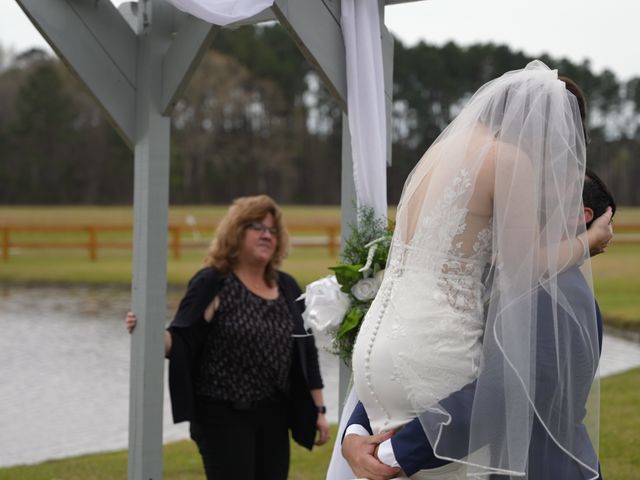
[385, 60, 600, 478]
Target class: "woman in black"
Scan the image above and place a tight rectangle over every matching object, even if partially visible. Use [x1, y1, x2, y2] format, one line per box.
[127, 195, 329, 479]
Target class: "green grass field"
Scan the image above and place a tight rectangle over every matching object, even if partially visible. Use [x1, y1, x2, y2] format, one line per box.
[1, 205, 639, 328]
[0, 427, 336, 480]
[1, 368, 638, 479]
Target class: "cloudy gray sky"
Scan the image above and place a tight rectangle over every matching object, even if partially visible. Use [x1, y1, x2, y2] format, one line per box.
[1, 0, 639, 80]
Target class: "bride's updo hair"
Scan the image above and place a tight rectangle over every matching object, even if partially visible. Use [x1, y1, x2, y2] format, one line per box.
[559, 76, 588, 143]
[473, 70, 589, 149]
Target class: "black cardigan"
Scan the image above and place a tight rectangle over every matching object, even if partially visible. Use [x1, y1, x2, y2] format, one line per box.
[167, 267, 323, 450]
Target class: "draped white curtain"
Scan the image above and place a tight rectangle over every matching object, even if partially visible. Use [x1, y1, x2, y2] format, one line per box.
[166, 0, 389, 218]
[169, 0, 274, 25]
[341, 0, 388, 219]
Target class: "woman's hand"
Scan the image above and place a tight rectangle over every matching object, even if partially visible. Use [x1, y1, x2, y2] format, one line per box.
[126, 311, 172, 356]
[587, 207, 614, 256]
[315, 413, 330, 446]
[126, 311, 137, 334]
[310, 389, 330, 445]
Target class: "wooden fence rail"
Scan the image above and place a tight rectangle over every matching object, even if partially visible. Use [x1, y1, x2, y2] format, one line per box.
[2, 223, 639, 262]
[0, 223, 341, 261]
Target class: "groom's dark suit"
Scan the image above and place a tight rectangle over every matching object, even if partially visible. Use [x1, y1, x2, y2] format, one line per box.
[345, 266, 603, 479]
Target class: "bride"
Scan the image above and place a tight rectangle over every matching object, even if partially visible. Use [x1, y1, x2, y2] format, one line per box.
[332, 61, 612, 480]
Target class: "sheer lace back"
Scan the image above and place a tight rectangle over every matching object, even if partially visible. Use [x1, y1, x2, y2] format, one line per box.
[391, 135, 495, 316]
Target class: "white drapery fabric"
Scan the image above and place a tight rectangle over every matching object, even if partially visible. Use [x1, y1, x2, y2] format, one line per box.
[168, 0, 274, 26]
[326, 387, 360, 479]
[166, 0, 389, 219]
[341, 0, 388, 219]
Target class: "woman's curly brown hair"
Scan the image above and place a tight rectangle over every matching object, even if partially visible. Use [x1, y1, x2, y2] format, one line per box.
[204, 195, 289, 286]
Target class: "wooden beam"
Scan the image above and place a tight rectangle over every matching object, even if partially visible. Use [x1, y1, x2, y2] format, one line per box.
[273, 0, 347, 110]
[16, 0, 138, 148]
[161, 15, 218, 115]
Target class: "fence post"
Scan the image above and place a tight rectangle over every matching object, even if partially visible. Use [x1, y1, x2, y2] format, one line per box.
[327, 226, 338, 257]
[170, 226, 181, 260]
[87, 226, 97, 261]
[2, 227, 9, 261]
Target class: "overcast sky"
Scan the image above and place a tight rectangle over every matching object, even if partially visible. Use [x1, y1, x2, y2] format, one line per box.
[1, 0, 639, 80]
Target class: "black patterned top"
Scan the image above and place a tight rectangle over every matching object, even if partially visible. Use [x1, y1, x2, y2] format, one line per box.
[194, 273, 295, 403]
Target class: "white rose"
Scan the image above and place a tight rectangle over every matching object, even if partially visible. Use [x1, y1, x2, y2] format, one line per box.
[299, 276, 351, 333]
[374, 269, 385, 284]
[351, 276, 382, 301]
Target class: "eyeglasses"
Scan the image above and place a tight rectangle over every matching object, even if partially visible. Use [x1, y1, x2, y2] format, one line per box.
[246, 221, 278, 236]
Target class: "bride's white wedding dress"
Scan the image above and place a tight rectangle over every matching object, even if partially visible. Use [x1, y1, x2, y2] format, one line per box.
[351, 163, 492, 480]
[353, 169, 492, 437]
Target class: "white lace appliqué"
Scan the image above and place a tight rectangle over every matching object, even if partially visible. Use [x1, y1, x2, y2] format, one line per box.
[400, 169, 492, 315]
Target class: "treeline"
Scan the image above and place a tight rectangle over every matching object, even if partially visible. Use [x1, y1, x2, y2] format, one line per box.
[1, 26, 639, 205]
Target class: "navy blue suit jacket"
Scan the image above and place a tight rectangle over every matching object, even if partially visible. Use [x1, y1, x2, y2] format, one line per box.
[346, 266, 603, 478]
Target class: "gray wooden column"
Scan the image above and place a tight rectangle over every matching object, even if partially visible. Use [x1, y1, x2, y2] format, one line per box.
[128, 2, 173, 479]
[339, 113, 357, 416]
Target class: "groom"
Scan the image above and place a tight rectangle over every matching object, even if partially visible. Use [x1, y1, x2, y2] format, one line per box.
[341, 168, 616, 479]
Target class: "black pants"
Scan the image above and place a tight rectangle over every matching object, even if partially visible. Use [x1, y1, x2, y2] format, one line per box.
[190, 397, 290, 480]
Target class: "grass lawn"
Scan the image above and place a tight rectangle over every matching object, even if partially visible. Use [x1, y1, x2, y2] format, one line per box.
[0, 426, 337, 480]
[600, 368, 640, 479]
[1, 368, 638, 479]
[590, 243, 640, 330]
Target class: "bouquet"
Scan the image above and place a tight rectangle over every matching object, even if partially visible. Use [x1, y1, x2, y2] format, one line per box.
[301, 207, 392, 365]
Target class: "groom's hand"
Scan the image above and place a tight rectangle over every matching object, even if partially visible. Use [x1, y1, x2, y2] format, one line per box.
[342, 431, 401, 480]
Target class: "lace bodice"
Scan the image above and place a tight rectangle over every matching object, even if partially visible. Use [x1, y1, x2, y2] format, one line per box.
[392, 169, 492, 315]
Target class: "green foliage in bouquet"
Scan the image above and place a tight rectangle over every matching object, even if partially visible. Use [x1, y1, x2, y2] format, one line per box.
[341, 206, 391, 269]
[329, 206, 393, 365]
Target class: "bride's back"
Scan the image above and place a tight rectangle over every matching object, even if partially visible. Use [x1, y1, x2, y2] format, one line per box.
[396, 125, 502, 262]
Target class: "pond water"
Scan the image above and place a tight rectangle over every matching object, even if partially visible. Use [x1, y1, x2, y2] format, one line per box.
[1, 285, 639, 468]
